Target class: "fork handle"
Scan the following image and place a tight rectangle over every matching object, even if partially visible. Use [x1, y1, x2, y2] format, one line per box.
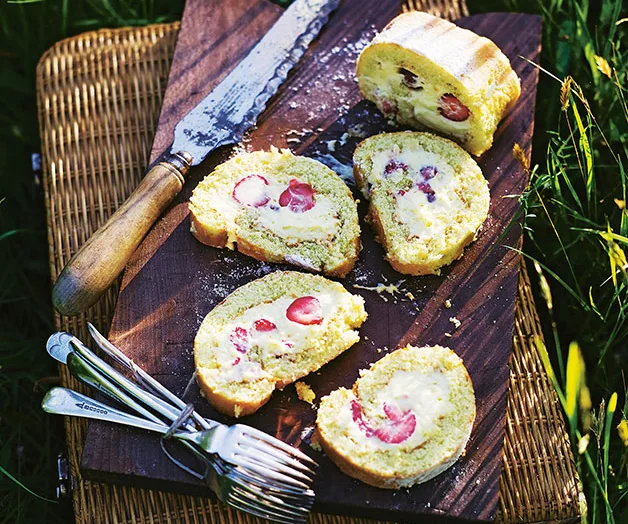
[51, 151, 192, 316]
[42, 387, 169, 434]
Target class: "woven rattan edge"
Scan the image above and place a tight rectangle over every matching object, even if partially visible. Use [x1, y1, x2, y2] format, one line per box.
[36, 12, 581, 524]
[35, 22, 181, 72]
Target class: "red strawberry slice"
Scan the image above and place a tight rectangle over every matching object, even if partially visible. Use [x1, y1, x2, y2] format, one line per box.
[417, 181, 436, 203]
[229, 326, 249, 353]
[254, 318, 276, 332]
[351, 400, 416, 444]
[374, 409, 416, 444]
[351, 399, 374, 437]
[384, 159, 408, 175]
[439, 94, 470, 122]
[232, 174, 270, 207]
[232, 357, 241, 366]
[399, 68, 422, 90]
[382, 100, 396, 115]
[420, 165, 438, 180]
[278, 179, 316, 213]
[382, 402, 405, 421]
[286, 296, 323, 325]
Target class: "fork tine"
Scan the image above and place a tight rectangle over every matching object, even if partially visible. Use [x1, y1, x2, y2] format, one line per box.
[237, 434, 317, 475]
[227, 468, 314, 508]
[234, 457, 313, 490]
[229, 496, 308, 523]
[234, 449, 314, 482]
[230, 484, 311, 516]
[227, 499, 306, 524]
[227, 491, 309, 524]
[234, 425, 318, 467]
[228, 465, 316, 501]
[207, 457, 305, 518]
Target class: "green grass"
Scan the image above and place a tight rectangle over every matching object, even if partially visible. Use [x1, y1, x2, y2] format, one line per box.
[0, 2, 184, 523]
[469, 1, 628, 522]
[0, 0, 627, 523]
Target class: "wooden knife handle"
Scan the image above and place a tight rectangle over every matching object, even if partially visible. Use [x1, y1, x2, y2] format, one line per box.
[52, 151, 193, 316]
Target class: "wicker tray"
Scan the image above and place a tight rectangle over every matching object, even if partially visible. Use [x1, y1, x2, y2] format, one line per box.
[36, 3, 581, 523]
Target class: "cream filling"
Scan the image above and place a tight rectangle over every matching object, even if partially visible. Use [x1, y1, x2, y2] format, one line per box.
[362, 61, 471, 138]
[336, 369, 451, 450]
[257, 180, 340, 243]
[208, 180, 240, 246]
[395, 186, 459, 241]
[212, 175, 340, 244]
[378, 370, 451, 433]
[368, 148, 445, 186]
[209, 291, 346, 384]
[369, 148, 476, 244]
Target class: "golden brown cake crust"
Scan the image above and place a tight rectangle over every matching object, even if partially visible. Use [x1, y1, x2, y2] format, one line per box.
[315, 345, 476, 489]
[196, 375, 269, 418]
[188, 149, 360, 278]
[315, 423, 472, 489]
[353, 132, 489, 276]
[190, 214, 228, 248]
[356, 12, 521, 156]
[313, 427, 404, 488]
[191, 208, 359, 278]
[194, 271, 367, 418]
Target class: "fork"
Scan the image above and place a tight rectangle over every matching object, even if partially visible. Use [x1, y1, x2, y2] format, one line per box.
[42, 387, 313, 523]
[48, 328, 318, 481]
[44, 330, 318, 522]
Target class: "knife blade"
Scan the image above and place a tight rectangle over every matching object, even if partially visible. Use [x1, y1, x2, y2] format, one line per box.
[174, 0, 340, 164]
[51, 0, 340, 316]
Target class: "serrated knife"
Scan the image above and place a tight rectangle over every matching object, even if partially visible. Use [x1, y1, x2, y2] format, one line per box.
[52, 0, 340, 316]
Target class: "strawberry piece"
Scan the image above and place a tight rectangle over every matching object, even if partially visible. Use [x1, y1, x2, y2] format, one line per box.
[230, 326, 249, 353]
[351, 400, 374, 437]
[232, 357, 241, 366]
[374, 409, 416, 444]
[420, 165, 438, 180]
[382, 402, 405, 421]
[399, 68, 422, 90]
[384, 159, 408, 175]
[351, 400, 416, 444]
[382, 100, 396, 115]
[439, 94, 470, 122]
[232, 174, 270, 207]
[278, 178, 316, 213]
[286, 296, 323, 325]
[417, 181, 436, 203]
[254, 318, 276, 332]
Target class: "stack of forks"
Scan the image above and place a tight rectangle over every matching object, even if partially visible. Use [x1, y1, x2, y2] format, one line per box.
[42, 324, 317, 523]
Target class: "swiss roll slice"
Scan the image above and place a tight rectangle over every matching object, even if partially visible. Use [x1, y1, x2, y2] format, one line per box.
[189, 148, 361, 278]
[356, 11, 521, 156]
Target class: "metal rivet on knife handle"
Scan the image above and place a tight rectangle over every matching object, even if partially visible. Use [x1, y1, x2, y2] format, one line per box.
[51, 151, 193, 316]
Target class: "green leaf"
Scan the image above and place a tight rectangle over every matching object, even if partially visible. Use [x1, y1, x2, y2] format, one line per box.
[0, 464, 57, 503]
[534, 336, 566, 408]
[565, 342, 584, 425]
[571, 101, 595, 208]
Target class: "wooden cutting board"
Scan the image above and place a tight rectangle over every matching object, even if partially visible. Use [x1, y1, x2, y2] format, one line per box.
[81, 0, 541, 521]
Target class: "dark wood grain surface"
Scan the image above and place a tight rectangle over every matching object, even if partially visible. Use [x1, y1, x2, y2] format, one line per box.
[80, 0, 541, 521]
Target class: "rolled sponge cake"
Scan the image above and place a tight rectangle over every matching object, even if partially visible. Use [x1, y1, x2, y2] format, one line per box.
[194, 271, 367, 418]
[353, 131, 490, 276]
[315, 345, 476, 489]
[189, 148, 360, 278]
[356, 11, 521, 156]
